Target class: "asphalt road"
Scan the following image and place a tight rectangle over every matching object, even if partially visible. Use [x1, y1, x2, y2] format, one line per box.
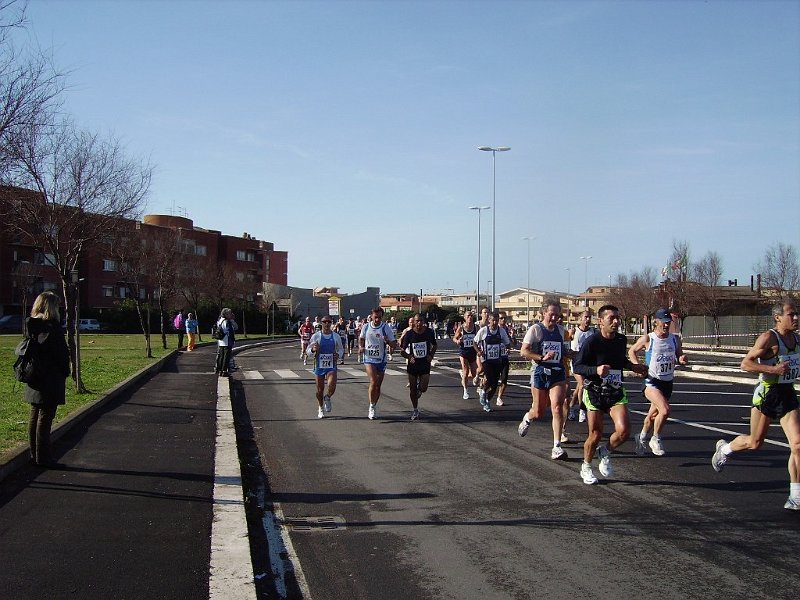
[233, 340, 799, 600]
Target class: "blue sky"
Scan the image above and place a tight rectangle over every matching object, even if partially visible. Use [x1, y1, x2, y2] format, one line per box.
[16, 0, 800, 297]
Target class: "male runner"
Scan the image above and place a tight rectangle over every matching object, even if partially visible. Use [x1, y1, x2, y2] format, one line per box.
[298, 316, 314, 366]
[496, 312, 516, 406]
[359, 307, 398, 419]
[306, 317, 344, 418]
[628, 308, 688, 456]
[518, 300, 572, 460]
[386, 315, 399, 361]
[474, 311, 511, 413]
[453, 312, 479, 400]
[712, 299, 800, 510]
[400, 314, 437, 420]
[334, 316, 348, 364]
[573, 304, 648, 484]
[346, 317, 357, 356]
[569, 310, 594, 422]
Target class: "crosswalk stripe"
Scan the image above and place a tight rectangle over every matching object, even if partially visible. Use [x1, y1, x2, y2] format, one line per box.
[274, 369, 301, 379]
[340, 368, 367, 377]
[243, 370, 264, 380]
[384, 369, 405, 376]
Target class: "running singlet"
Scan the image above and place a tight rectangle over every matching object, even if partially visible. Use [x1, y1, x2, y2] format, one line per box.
[478, 327, 509, 364]
[525, 323, 565, 369]
[458, 325, 477, 357]
[299, 324, 313, 343]
[645, 332, 679, 381]
[571, 327, 594, 352]
[311, 332, 338, 373]
[361, 322, 395, 364]
[760, 329, 800, 385]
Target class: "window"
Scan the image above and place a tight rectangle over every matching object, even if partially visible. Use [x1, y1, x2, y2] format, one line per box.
[102, 285, 114, 298]
[195, 244, 207, 256]
[139, 288, 147, 300]
[42, 281, 57, 291]
[119, 287, 127, 298]
[103, 259, 117, 272]
[236, 250, 256, 262]
[33, 252, 56, 267]
[235, 271, 245, 282]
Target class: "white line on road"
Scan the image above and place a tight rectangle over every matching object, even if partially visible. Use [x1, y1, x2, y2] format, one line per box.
[243, 370, 264, 380]
[274, 369, 301, 379]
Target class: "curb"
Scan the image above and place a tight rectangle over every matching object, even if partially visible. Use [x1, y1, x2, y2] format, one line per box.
[0, 348, 178, 484]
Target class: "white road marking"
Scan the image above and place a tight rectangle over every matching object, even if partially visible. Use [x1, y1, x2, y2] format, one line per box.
[243, 370, 264, 380]
[275, 369, 301, 379]
[340, 368, 367, 377]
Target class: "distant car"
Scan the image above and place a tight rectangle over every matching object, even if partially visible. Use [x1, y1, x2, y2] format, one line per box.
[79, 318, 101, 332]
[0, 314, 24, 334]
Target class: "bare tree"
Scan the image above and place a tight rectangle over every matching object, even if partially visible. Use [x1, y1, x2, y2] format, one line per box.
[692, 251, 725, 346]
[1, 119, 151, 391]
[662, 239, 692, 323]
[610, 267, 660, 330]
[754, 243, 800, 297]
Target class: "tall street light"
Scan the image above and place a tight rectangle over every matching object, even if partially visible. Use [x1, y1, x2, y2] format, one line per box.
[478, 145, 510, 311]
[522, 236, 536, 325]
[580, 255, 592, 307]
[469, 206, 490, 315]
[565, 267, 572, 322]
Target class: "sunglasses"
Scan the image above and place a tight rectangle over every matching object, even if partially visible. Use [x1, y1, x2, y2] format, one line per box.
[321, 320, 332, 324]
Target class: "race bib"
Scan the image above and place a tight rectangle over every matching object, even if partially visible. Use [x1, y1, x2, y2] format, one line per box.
[319, 353, 334, 369]
[602, 369, 623, 387]
[462, 333, 475, 347]
[779, 354, 800, 383]
[541, 340, 562, 362]
[365, 343, 383, 360]
[656, 352, 676, 375]
[486, 344, 501, 360]
[411, 342, 427, 358]
[301, 333, 311, 342]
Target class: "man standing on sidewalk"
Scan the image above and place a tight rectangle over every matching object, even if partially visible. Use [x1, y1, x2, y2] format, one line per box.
[712, 299, 800, 510]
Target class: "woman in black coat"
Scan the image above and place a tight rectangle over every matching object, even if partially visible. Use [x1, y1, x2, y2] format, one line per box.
[24, 291, 71, 467]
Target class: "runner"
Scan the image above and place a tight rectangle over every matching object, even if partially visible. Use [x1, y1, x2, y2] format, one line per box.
[628, 308, 688, 456]
[474, 307, 490, 385]
[495, 312, 516, 406]
[298, 316, 314, 366]
[359, 307, 398, 419]
[517, 300, 572, 460]
[400, 313, 437, 420]
[474, 311, 511, 412]
[306, 317, 344, 419]
[346, 317, 357, 357]
[312, 316, 322, 333]
[569, 310, 594, 423]
[572, 304, 648, 484]
[334, 316, 348, 364]
[711, 299, 800, 510]
[386, 315, 399, 361]
[452, 311, 479, 400]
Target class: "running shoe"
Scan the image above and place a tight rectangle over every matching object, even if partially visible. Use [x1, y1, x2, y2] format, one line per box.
[649, 437, 665, 456]
[317, 408, 324, 419]
[567, 407, 577, 421]
[580, 462, 598, 485]
[518, 418, 531, 437]
[482, 402, 492, 413]
[598, 444, 613, 477]
[711, 439, 727, 472]
[784, 497, 800, 511]
[411, 409, 419, 421]
[323, 395, 332, 413]
[303, 355, 307, 366]
[551, 446, 567, 460]
[387, 353, 393, 362]
[560, 432, 569, 444]
[368, 404, 377, 420]
[462, 389, 470, 400]
[472, 375, 480, 386]
[478, 390, 487, 406]
[496, 397, 504, 406]
[578, 410, 586, 423]
[634, 433, 647, 456]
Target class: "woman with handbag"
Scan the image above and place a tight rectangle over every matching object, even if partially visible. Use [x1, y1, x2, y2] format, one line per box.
[24, 291, 71, 468]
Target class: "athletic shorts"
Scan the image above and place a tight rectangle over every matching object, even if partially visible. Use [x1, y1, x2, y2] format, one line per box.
[752, 382, 799, 419]
[583, 382, 628, 412]
[643, 378, 673, 399]
[407, 360, 431, 377]
[313, 367, 337, 378]
[531, 365, 567, 389]
[499, 358, 510, 385]
[482, 361, 503, 386]
[459, 347, 477, 361]
[365, 361, 387, 373]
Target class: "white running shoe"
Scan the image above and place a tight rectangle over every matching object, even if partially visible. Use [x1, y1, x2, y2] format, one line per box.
[387, 353, 393, 362]
[462, 389, 470, 400]
[323, 395, 332, 413]
[784, 497, 800, 511]
[578, 409, 586, 423]
[598, 445, 613, 477]
[496, 397, 504, 406]
[303, 355, 307, 366]
[518, 418, 531, 437]
[368, 404, 376, 420]
[482, 402, 492, 413]
[317, 408, 324, 419]
[551, 445, 567, 460]
[411, 409, 419, 421]
[472, 375, 480, 386]
[580, 462, 598, 485]
[649, 436, 665, 456]
[634, 433, 647, 456]
[560, 432, 569, 444]
[712, 439, 727, 472]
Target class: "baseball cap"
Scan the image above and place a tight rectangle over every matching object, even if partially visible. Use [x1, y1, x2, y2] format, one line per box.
[654, 308, 672, 322]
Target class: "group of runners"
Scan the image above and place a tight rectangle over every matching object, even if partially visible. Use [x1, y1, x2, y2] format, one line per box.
[295, 299, 800, 511]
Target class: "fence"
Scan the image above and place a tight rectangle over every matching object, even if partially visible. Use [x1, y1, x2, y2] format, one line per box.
[679, 314, 773, 350]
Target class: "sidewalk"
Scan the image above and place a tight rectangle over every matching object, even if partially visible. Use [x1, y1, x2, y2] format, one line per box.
[0, 344, 245, 600]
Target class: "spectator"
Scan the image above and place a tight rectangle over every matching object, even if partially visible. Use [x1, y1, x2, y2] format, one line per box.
[185, 312, 198, 351]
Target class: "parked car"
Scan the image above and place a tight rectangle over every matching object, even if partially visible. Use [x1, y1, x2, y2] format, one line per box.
[79, 318, 102, 332]
[0, 314, 24, 334]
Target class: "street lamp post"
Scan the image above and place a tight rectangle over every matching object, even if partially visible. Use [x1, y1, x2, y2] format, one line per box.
[70, 269, 83, 392]
[478, 145, 510, 311]
[580, 255, 592, 307]
[469, 206, 490, 315]
[522, 236, 535, 325]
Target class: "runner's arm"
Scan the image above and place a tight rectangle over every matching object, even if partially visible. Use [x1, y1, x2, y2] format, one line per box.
[741, 331, 785, 375]
[627, 334, 649, 365]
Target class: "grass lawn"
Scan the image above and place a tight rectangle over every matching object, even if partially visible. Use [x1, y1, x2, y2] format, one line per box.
[0, 334, 175, 455]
